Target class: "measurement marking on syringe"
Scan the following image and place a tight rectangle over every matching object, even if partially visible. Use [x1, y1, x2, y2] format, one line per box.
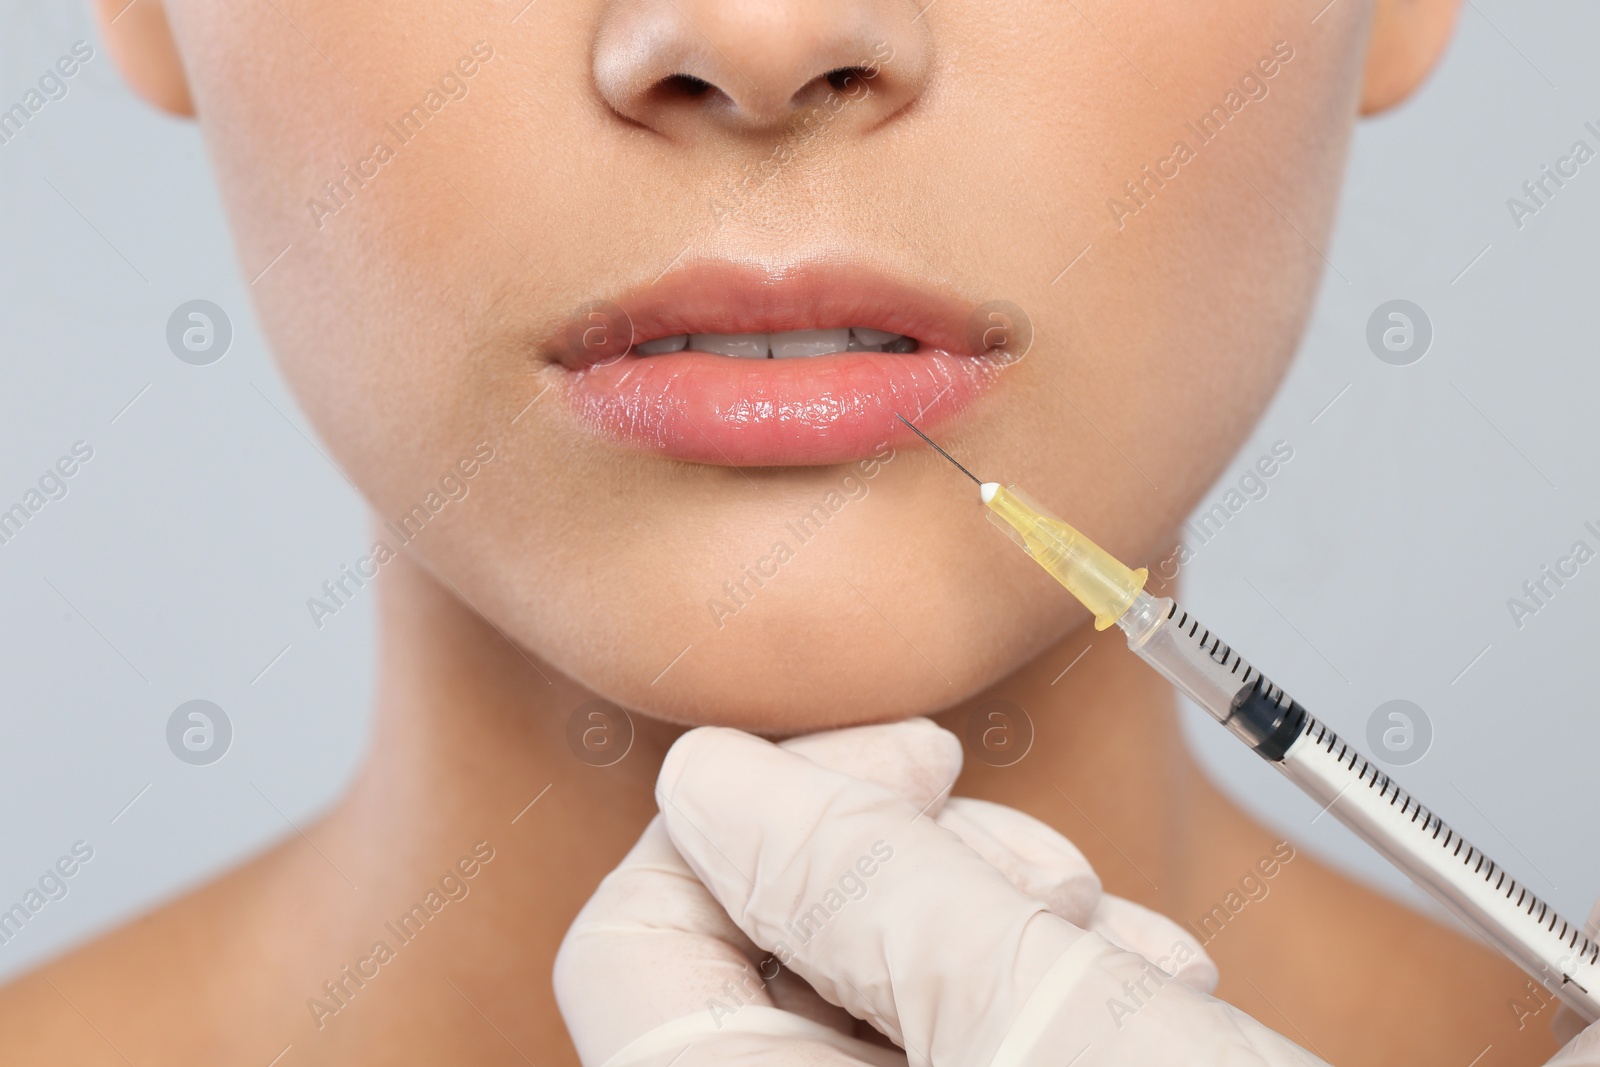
[1297, 718, 1600, 959]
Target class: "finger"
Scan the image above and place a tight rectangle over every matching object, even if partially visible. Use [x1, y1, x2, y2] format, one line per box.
[780, 717, 962, 818]
[776, 718, 967, 1034]
[1548, 1020, 1600, 1067]
[784, 725, 1105, 929]
[765, 962, 858, 1034]
[657, 725, 1086, 1064]
[598, 1008, 908, 1067]
[791, 727, 1126, 980]
[790, 725, 1214, 995]
[1087, 894, 1218, 994]
[556, 819, 897, 1065]
[555, 819, 796, 1065]
[1554, 1005, 1600, 1050]
[562, 716, 963, 1060]
[932, 797, 1101, 925]
[558, 719, 969, 1064]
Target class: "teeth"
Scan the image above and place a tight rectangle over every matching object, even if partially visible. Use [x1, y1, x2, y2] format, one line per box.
[690, 332, 769, 358]
[636, 334, 688, 354]
[629, 328, 915, 358]
[851, 327, 902, 347]
[771, 328, 850, 358]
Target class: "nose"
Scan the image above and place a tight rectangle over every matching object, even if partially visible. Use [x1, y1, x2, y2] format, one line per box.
[593, 0, 931, 137]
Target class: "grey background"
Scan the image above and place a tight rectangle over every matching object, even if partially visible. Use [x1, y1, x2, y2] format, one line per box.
[1, 1, 1596, 979]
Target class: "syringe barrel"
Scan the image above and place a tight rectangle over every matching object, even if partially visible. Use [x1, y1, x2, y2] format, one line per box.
[1117, 592, 1306, 758]
[1119, 591, 1600, 1022]
[1277, 715, 1600, 1021]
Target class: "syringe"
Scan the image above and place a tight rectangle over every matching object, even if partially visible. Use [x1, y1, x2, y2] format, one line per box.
[898, 417, 1600, 1022]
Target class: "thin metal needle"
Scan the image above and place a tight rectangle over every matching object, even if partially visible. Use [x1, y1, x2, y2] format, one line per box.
[895, 413, 983, 486]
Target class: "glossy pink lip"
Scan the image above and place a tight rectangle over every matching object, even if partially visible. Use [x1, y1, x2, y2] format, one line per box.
[546, 262, 1005, 466]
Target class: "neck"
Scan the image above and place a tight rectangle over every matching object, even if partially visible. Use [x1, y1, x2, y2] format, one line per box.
[291, 553, 681, 1057]
[930, 611, 1276, 928]
[300, 551, 1271, 1058]
[333, 550, 683, 889]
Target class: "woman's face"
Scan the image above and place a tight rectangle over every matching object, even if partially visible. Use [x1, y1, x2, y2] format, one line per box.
[154, 0, 1371, 731]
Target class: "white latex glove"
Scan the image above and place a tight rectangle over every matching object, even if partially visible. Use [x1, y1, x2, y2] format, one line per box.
[1549, 898, 1600, 1065]
[555, 719, 1252, 1066]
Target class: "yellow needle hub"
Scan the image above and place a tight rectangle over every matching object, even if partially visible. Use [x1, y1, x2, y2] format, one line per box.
[982, 483, 1148, 630]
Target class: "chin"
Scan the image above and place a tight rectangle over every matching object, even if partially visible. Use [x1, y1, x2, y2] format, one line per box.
[525, 561, 1084, 736]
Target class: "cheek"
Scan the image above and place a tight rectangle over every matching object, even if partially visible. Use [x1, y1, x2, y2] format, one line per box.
[1001, 14, 1359, 556]
[177, 2, 598, 503]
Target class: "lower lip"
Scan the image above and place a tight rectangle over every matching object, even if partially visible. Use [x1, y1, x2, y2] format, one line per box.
[561, 350, 995, 466]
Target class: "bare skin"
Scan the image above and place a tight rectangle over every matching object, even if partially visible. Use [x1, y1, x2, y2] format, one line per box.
[0, 551, 1559, 1065]
[6, 0, 1557, 1063]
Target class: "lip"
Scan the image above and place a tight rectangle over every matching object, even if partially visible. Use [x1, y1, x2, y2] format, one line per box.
[544, 261, 1011, 466]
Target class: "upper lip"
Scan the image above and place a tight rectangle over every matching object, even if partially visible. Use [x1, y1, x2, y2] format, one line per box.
[543, 259, 984, 368]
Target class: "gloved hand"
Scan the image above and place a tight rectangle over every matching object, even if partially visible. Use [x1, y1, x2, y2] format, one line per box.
[1551, 901, 1600, 1065]
[554, 718, 1304, 1066]
[560, 717, 1600, 1067]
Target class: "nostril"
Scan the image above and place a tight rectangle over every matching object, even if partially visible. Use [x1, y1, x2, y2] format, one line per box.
[659, 73, 714, 99]
[592, 1, 933, 136]
[823, 67, 873, 93]
[633, 72, 723, 118]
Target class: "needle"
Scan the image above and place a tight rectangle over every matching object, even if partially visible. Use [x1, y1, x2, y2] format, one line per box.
[895, 412, 983, 486]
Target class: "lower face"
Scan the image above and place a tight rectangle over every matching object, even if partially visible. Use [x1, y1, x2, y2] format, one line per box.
[171, 0, 1369, 732]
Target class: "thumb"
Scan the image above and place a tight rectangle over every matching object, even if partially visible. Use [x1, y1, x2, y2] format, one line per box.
[781, 721, 1104, 924]
[779, 717, 963, 818]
